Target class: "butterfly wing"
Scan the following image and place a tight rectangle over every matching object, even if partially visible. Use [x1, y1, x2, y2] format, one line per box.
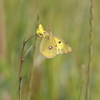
[40, 34, 57, 58]
[53, 36, 72, 54]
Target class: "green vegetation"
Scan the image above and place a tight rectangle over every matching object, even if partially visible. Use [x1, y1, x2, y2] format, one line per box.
[0, 0, 100, 100]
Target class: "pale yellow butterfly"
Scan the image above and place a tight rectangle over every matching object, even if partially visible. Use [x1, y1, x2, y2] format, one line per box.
[36, 24, 72, 58]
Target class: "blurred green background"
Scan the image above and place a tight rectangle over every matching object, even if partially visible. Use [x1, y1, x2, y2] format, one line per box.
[0, 0, 100, 100]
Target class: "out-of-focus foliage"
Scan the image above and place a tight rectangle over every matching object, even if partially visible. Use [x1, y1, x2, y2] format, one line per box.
[0, 0, 100, 100]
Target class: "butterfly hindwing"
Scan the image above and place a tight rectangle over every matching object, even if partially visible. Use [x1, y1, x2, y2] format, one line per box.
[53, 36, 72, 54]
[40, 34, 57, 58]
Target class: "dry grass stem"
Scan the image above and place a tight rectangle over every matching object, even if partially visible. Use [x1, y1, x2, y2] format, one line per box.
[19, 34, 36, 100]
[86, 0, 93, 100]
[27, 35, 37, 100]
[27, 11, 40, 100]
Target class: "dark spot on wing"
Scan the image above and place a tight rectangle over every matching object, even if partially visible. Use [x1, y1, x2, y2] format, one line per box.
[48, 46, 53, 50]
[58, 41, 61, 43]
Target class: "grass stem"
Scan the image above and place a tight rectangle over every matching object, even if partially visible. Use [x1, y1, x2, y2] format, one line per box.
[86, 0, 93, 100]
[27, 10, 40, 100]
[19, 34, 36, 100]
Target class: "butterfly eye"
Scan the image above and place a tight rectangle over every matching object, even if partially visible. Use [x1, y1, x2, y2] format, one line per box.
[58, 41, 61, 43]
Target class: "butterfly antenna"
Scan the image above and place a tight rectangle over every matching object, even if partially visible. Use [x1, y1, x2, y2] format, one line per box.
[47, 24, 52, 35]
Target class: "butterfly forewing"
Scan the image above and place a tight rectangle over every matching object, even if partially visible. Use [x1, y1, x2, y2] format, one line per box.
[40, 34, 57, 58]
[53, 36, 72, 54]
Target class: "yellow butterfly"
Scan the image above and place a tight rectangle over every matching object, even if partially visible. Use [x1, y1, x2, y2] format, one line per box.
[36, 24, 72, 58]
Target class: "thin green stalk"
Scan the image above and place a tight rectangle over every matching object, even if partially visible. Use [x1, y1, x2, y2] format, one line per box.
[86, 0, 93, 100]
[27, 35, 37, 100]
[27, 10, 40, 100]
[19, 35, 36, 100]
